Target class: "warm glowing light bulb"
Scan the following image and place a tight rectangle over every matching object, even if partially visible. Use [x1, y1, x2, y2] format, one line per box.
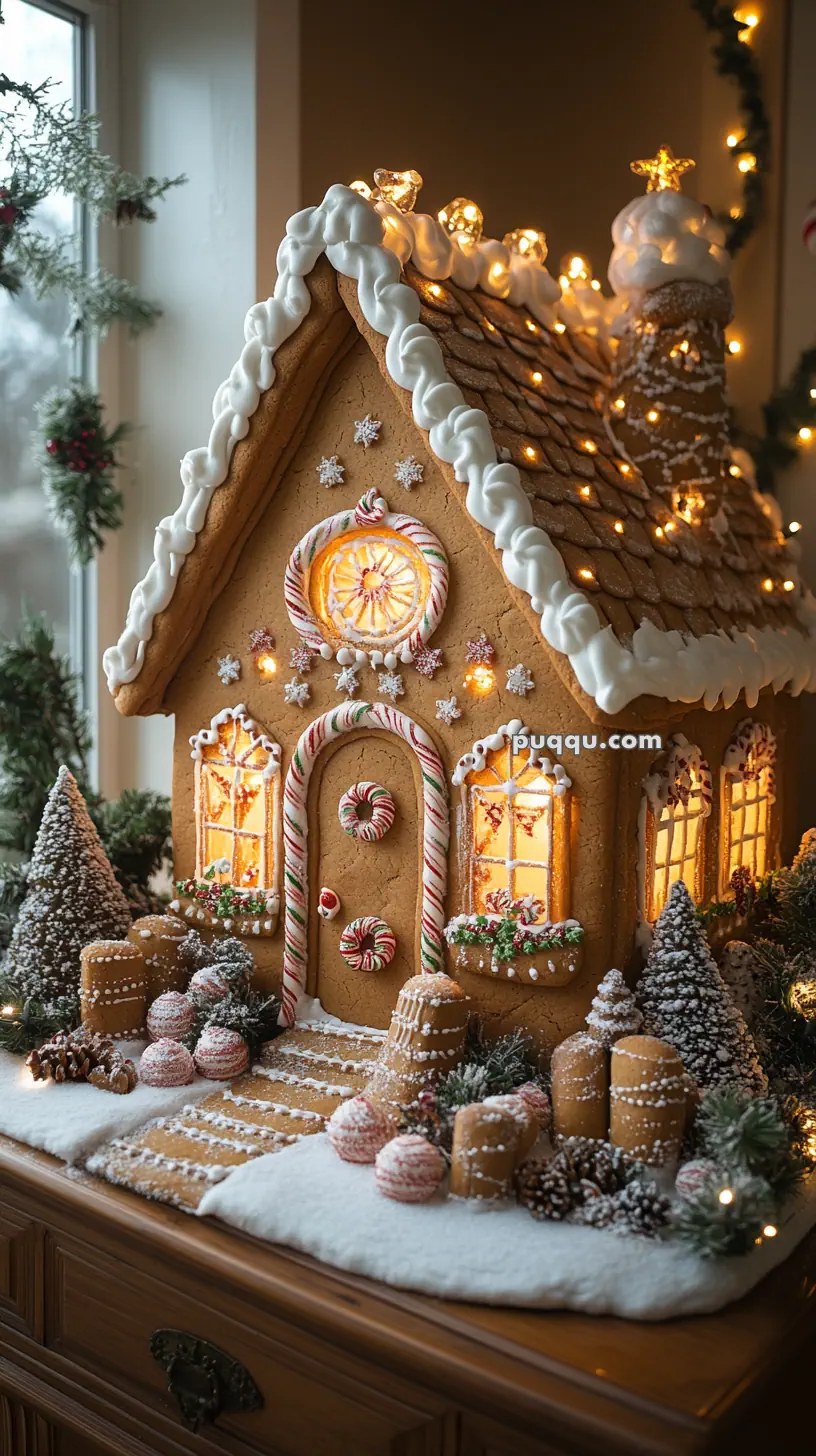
[532, 371, 543, 384]
[256, 653, 278, 678]
[730, 205, 744, 220]
[590, 278, 601, 291]
[349, 179, 373, 200]
[630, 145, 695, 193]
[789, 520, 802, 533]
[718, 1188, 734, 1206]
[502, 227, 548, 264]
[489, 261, 506, 284]
[438, 197, 484, 244]
[577, 567, 595, 582]
[734, 8, 759, 42]
[614, 520, 624, 534]
[618, 462, 631, 475]
[428, 283, 443, 298]
[1, 1005, 16, 1017]
[524, 445, 537, 460]
[799, 427, 813, 443]
[761, 577, 774, 592]
[580, 438, 598, 454]
[579, 484, 592, 498]
[664, 520, 677, 533]
[729, 464, 742, 477]
[560, 252, 592, 283]
[373, 168, 423, 212]
[726, 132, 740, 149]
[553, 321, 566, 333]
[810, 388, 816, 400]
[612, 396, 626, 412]
[738, 153, 757, 173]
[655, 526, 665, 539]
[646, 408, 660, 424]
[464, 664, 496, 696]
[762, 1224, 778, 1238]
[727, 338, 742, 355]
[783, 579, 796, 592]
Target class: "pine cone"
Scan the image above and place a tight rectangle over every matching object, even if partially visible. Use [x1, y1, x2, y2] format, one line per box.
[556, 1136, 630, 1196]
[26, 1026, 136, 1094]
[613, 1180, 671, 1238]
[516, 1159, 572, 1220]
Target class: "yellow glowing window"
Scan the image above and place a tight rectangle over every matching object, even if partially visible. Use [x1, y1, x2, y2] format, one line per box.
[309, 527, 431, 651]
[464, 741, 570, 922]
[721, 723, 776, 891]
[642, 739, 711, 923]
[192, 709, 281, 891]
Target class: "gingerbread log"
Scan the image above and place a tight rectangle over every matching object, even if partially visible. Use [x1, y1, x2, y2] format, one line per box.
[449, 1095, 538, 1201]
[550, 1031, 609, 1141]
[609, 1034, 687, 1167]
[80, 940, 148, 1038]
[367, 973, 469, 1110]
[127, 914, 188, 1000]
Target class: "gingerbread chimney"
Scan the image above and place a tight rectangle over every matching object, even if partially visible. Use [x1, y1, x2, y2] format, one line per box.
[605, 146, 733, 525]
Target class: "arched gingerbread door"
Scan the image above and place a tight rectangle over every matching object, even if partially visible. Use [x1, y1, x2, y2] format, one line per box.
[280, 703, 449, 1026]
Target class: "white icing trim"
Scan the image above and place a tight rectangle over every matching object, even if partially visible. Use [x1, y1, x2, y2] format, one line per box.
[451, 719, 572, 794]
[642, 732, 713, 819]
[103, 185, 816, 714]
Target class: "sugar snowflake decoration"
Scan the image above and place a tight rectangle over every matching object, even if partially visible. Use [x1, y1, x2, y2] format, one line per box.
[217, 654, 241, 685]
[435, 695, 462, 725]
[506, 663, 535, 697]
[353, 414, 382, 449]
[248, 627, 275, 654]
[334, 665, 360, 697]
[465, 632, 495, 665]
[317, 455, 345, 487]
[394, 455, 424, 489]
[377, 670, 405, 702]
[283, 677, 311, 707]
[412, 642, 443, 678]
[289, 643, 316, 673]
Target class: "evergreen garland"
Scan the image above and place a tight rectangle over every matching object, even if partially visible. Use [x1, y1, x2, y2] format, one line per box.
[37, 382, 129, 566]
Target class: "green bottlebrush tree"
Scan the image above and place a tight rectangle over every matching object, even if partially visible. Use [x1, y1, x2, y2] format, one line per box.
[37, 382, 129, 566]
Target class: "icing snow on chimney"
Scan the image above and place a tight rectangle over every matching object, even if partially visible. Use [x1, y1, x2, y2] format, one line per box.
[605, 146, 732, 525]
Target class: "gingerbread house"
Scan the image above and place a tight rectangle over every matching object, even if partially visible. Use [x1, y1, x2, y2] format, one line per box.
[103, 164, 816, 1054]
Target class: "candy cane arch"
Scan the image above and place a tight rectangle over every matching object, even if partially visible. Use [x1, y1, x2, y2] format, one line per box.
[280, 701, 449, 1025]
[284, 491, 449, 667]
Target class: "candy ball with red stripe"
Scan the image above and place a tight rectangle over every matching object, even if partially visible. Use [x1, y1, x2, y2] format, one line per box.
[139, 1037, 195, 1087]
[328, 1094, 394, 1163]
[193, 1025, 249, 1080]
[374, 1133, 446, 1202]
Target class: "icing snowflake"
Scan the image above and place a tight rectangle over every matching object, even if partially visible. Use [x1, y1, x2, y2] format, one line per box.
[217, 654, 241, 685]
[334, 665, 360, 697]
[377, 670, 405, 702]
[353, 414, 382, 449]
[505, 663, 535, 697]
[283, 677, 311, 707]
[465, 632, 495, 665]
[394, 455, 424, 489]
[248, 628, 275, 654]
[412, 643, 443, 679]
[289, 643, 316, 673]
[317, 455, 345, 487]
[435, 695, 462, 725]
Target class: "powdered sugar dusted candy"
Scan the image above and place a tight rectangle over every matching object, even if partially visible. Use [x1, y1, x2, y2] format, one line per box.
[374, 1134, 445, 1203]
[327, 1094, 394, 1163]
[139, 1038, 195, 1088]
[515, 1081, 551, 1131]
[194, 1026, 249, 1080]
[146, 991, 195, 1042]
[675, 1157, 720, 1200]
[189, 965, 229, 1005]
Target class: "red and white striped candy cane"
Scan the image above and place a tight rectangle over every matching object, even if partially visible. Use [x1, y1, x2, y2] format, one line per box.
[280, 701, 449, 1024]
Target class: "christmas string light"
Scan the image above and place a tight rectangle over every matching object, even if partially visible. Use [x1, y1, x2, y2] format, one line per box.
[438, 197, 483, 244]
[503, 227, 548, 263]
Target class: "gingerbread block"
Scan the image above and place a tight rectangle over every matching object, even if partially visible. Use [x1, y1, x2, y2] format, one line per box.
[80, 940, 148, 1038]
[128, 914, 188, 1000]
[367, 974, 469, 1110]
[609, 1034, 687, 1167]
[449, 1094, 538, 1201]
[550, 1031, 609, 1141]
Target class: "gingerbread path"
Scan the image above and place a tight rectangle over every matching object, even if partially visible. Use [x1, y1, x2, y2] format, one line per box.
[87, 1021, 386, 1212]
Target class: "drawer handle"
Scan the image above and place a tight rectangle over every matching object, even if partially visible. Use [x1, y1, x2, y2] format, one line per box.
[150, 1328, 263, 1432]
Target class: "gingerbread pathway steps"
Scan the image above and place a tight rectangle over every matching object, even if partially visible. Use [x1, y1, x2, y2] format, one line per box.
[86, 1020, 387, 1212]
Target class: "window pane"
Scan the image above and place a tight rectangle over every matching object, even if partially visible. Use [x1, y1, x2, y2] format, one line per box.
[0, 0, 80, 653]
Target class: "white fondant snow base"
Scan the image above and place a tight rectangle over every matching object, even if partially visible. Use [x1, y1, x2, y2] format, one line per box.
[0, 1045, 225, 1164]
[199, 1133, 816, 1320]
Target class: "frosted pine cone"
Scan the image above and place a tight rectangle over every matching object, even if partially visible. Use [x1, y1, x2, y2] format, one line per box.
[516, 1158, 572, 1220]
[611, 1180, 671, 1238]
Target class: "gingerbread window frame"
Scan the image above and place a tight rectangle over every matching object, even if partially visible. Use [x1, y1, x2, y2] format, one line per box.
[640, 733, 712, 925]
[452, 722, 572, 923]
[189, 705, 282, 905]
[720, 720, 777, 894]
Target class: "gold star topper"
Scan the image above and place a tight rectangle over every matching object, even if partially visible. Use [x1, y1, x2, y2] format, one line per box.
[630, 145, 695, 193]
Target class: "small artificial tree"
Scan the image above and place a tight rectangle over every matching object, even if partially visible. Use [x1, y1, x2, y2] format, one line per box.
[3, 766, 131, 1033]
[585, 968, 643, 1048]
[637, 881, 767, 1097]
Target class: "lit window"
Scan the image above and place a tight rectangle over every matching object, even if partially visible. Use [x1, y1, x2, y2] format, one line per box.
[191, 708, 281, 892]
[462, 736, 570, 922]
[721, 722, 776, 890]
[642, 736, 711, 922]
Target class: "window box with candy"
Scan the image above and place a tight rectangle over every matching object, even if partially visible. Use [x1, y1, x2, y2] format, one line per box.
[445, 892, 584, 987]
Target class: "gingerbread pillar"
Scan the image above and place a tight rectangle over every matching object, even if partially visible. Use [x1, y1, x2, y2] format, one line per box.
[128, 914, 188, 1000]
[367, 974, 469, 1110]
[550, 1032, 609, 1141]
[449, 1095, 538, 1201]
[609, 1034, 686, 1166]
[80, 940, 148, 1038]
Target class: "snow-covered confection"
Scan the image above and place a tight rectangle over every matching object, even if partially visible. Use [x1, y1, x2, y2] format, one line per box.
[374, 1134, 445, 1202]
[283, 677, 311, 707]
[393, 455, 424, 488]
[637, 882, 767, 1097]
[586, 969, 643, 1048]
[188, 965, 230, 1005]
[334, 665, 360, 697]
[317, 455, 344, 487]
[353, 414, 382, 448]
[435, 695, 462, 725]
[411, 643, 442, 679]
[675, 1158, 721, 1201]
[505, 663, 535, 697]
[216, 654, 241, 685]
[376, 670, 404, 702]
[515, 1081, 551, 1131]
[146, 991, 196, 1043]
[327, 1094, 394, 1163]
[609, 187, 730, 306]
[194, 1026, 249, 1080]
[139, 1038, 195, 1088]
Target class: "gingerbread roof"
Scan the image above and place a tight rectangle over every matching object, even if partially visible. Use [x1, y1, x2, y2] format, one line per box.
[103, 184, 816, 717]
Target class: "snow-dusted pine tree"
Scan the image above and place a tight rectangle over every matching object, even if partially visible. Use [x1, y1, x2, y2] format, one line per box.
[637, 882, 767, 1096]
[6, 766, 131, 1010]
[585, 968, 643, 1047]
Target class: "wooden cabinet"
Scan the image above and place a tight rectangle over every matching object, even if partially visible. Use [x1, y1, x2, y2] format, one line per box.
[2, 1135, 816, 1456]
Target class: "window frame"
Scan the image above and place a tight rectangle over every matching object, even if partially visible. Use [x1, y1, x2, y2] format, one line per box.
[719, 720, 777, 895]
[640, 733, 712, 925]
[191, 706, 282, 897]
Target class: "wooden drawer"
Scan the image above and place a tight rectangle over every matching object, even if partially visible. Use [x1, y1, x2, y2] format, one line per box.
[43, 1231, 454, 1455]
[0, 1195, 41, 1341]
